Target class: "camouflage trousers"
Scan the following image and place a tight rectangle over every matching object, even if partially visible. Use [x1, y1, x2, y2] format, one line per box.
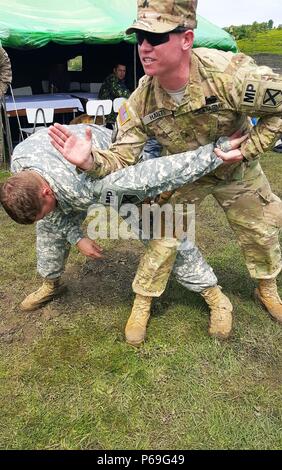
[133, 159, 282, 298]
[36, 212, 86, 279]
[35, 209, 217, 291]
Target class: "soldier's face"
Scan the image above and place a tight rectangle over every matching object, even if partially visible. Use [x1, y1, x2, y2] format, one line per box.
[138, 32, 188, 78]
[114, 65, 126, 80]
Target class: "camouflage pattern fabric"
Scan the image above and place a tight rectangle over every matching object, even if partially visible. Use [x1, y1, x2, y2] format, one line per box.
[11, 125, 222, 280]
[98, 73, 131, 124]
[170, 160, 282, 279]
[88, 48, 282, 292]
[133, 237, 217, 296]
[0, 47, 11, 96]
[0, 47, 12, 162]
[126, 0, 198, 34]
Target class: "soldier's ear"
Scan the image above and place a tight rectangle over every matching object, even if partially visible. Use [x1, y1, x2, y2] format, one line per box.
[41, 185, 54, 200]
[182, 30, 194, 51]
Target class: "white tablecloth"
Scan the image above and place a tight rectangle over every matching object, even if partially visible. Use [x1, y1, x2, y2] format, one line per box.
[5, 93, 84, 112]
[70, 92, 99, 101]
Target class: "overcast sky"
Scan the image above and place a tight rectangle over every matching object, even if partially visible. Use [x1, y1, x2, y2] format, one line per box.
[197, 0, 281, 27]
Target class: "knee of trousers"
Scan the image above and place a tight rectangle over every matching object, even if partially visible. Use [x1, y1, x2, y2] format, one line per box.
[132, 238, 179, 297]
[226, 189, 282, 243]
[225, 189, 282, 278]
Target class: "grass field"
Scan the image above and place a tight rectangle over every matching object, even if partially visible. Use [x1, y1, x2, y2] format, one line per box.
[237, 29, 282, 54]
[0, 153, 282, 450]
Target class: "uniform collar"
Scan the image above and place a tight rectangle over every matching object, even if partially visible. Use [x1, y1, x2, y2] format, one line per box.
[151, 52, 206, 112]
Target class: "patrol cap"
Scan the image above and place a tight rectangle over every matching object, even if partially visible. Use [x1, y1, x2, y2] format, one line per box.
[126, 0, 198, 35]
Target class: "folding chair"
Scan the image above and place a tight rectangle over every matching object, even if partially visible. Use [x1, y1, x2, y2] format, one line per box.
[13, 86, 33, 96]
[113, 97, 127, 113]
[41, 80, 49, 93]
[20, 107, 54, 139]
[89, 83, 102, 93]
[69, 81, 81, 91]
[86, 99, 112, 125]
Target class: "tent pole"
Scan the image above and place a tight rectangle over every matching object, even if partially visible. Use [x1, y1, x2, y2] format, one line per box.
[134, 43, 137, 90]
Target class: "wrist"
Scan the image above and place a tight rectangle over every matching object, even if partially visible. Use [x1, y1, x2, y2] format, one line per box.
[78, 153, 95, 172]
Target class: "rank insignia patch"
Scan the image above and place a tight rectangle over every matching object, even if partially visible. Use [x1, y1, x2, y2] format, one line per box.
[118, 103, 131, 126]
[263, 88, 282, 107]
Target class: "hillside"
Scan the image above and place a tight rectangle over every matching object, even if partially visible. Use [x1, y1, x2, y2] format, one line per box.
[237, 29, 282, 55]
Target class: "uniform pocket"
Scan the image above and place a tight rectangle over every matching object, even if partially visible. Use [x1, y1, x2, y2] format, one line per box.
[257, 188, 282, 229]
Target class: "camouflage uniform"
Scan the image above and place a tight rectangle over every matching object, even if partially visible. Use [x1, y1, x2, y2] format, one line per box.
[11, 124, 223, 281]
[0, 47, 12, 163]
[98, 73, 131, 125]
[88, 48, 282, 296]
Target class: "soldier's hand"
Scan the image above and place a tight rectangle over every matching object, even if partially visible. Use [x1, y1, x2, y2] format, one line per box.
[76, 237, 104, 259]
[48, 123, 94, 170]
[215, 133, 248, 164]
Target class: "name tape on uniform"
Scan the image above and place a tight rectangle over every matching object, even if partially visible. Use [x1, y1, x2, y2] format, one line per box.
[142, 109, 173, 126]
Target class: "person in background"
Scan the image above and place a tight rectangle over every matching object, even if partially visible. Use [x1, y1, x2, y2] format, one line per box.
[0, 46, 12, 163]
[98, 63, 131, 127]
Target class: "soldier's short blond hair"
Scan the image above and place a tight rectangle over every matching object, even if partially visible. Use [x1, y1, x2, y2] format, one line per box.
[0, 171, 43, 224]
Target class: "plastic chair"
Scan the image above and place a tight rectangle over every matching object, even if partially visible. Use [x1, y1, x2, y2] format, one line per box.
[86, 99, 112, 125]
[13, 86, 33, 96]
[113, 97, 127, 112]
[20, 108, 54, 139]
[69, 81, 81, 91]
[89, 83, 102, 93]
[41, 80, 49, 93]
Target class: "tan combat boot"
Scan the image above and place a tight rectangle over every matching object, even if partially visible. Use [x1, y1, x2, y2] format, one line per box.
[20, 278, 65, 312]
[125, 294, 152, 347]
[255, 279, 282, 324]
[201, 286, 233, 339]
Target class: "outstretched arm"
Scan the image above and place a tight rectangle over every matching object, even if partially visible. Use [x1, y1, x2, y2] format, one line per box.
[92, 134, 247, 207]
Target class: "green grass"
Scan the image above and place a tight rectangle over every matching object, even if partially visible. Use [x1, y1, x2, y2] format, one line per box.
[0, 152, 282, 450]
[0, 169, 10, 182]
[237, 29, 282, 54]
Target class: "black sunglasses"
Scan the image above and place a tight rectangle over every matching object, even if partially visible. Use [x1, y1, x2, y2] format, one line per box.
[136, 31, 170, 47]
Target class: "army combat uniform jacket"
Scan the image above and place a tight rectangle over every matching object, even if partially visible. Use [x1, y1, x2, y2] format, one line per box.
[0, 47, 12, 96]
[11, 124, 223, 280]
[87, 48, 282, 294]
[91, 48, 282, 176]
[0, 47, 12, 162]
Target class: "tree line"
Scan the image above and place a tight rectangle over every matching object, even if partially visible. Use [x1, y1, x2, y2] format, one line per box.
[224, 20, 282, 40]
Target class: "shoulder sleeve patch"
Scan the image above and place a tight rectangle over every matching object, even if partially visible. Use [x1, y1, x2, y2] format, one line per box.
[262, 87, 282, 108]
[118, 103, 131, 126]
[241, 78, 282, 112]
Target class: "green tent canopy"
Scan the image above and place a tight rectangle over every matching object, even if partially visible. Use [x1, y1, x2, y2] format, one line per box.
[0, 0, 237, 52]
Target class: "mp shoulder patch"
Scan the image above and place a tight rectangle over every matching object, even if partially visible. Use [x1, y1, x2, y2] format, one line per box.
[241, 80, 259, 107]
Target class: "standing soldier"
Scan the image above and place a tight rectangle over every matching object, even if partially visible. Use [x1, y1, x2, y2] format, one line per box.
[49, 0, 282, 345]
[0, 46, 12, 164]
